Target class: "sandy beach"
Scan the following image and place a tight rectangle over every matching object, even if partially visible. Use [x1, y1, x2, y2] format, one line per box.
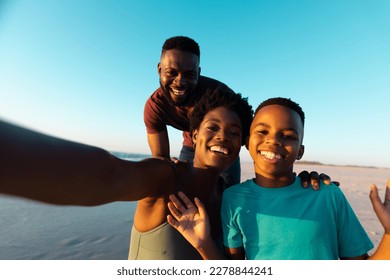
[0, 162, 388, 259]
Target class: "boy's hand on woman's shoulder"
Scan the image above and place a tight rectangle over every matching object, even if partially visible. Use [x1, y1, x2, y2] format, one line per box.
[297, 171, 340, 190]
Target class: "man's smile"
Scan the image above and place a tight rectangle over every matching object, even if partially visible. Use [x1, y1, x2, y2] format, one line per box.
[171, 88, 187, 96]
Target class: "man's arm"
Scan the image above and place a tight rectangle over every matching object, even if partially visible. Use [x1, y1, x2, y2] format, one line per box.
[0, 120, 173, 206]
[147, 131, 170, 158]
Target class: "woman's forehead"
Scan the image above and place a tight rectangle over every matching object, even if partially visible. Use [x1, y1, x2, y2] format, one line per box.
[202, 107, 241, 125]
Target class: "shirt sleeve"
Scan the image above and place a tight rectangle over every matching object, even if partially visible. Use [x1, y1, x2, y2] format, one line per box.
[335, 187, 374, 258]
[143, 93, 167, 134]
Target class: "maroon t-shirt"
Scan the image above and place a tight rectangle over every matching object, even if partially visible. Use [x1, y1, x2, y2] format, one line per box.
[144, 76, 226, 147]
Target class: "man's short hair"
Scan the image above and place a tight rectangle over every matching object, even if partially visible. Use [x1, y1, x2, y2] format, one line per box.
[162, 36, 200, 57]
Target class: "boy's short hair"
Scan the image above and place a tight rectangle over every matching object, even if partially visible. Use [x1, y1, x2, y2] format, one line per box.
[162, 36, 200, 57]
[190, 86, 253, 145]
[255, 97, 305, 126]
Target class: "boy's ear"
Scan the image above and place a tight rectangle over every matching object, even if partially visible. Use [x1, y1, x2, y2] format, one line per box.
[192, 130, 198, 146]
[245, 136, 249, 150]
[297, 145, 305, 160]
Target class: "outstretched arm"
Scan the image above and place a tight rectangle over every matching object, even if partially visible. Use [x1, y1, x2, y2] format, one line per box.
[167, 191, 226, 260]
[367, 179, 390, 260]
[0, 120, 172, 205]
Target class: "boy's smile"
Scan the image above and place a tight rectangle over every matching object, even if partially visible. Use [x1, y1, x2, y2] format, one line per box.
[260, 150, 284, 162]
[192, 107, 242, 170]
[248, 104, 304, 186]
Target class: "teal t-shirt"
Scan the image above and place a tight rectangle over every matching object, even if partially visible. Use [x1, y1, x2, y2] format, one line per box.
[221, 177, 374, 260]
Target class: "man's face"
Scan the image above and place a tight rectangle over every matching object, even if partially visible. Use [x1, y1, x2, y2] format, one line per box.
[248, 105, 304, 178]
[158, 49, 200, 106]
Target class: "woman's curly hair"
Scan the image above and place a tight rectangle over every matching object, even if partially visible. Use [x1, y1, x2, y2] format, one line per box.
[189, 86, 253, 145]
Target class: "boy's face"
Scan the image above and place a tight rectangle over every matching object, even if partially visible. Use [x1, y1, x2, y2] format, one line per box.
[158, 49, 200, 106]
[248, 105, 304, 178]
[192, 106, 242, 171]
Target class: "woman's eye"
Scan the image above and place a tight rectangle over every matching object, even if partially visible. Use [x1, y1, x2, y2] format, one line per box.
[207, 126, 218, 132]
[283, 134, 297, 140]
[256, 130, 267, 135]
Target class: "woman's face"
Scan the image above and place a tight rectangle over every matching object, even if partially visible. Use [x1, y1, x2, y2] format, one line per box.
[192, 106, 242, 171]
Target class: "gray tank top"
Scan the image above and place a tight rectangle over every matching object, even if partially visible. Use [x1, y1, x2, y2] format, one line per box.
[128, 160, 202, 260]
[128, 222, 202, 260]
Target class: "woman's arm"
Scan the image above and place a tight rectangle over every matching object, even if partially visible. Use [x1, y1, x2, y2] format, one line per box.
[167, 192, 228, 259]
[167, 191, 246, 260]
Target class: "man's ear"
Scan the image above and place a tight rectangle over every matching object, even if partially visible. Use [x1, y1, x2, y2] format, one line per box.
[245, 136, 249, 150]
[157, 62, 161, 74]
[297, 145, 305, 160]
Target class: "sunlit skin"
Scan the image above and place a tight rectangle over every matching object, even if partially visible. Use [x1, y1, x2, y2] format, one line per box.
[135, 106, 242, 236]
[192, 107, 242, 171]
[158, 49, 200, 106]
[248, 105, 304, 188]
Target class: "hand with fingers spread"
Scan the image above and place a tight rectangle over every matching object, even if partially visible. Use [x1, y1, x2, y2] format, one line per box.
[370, 179, 390, 234]
[368, 179, 390, 260]
[167, 191, 211, 250]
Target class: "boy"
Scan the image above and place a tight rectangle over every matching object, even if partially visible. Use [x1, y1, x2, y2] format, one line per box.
[167, 97, 390, 259]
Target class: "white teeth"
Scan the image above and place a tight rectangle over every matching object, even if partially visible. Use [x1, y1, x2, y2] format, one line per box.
[171, 89, 185, 96]
[260, 151, 282, 160]
[210, 146, 229, 155]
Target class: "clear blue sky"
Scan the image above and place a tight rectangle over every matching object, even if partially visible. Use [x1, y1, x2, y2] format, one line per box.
[1, 0, 389, 168]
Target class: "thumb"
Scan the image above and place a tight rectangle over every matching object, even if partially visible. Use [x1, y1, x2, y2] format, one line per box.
[370, 184, 382, 214]
[167, 214, 179, 229]
[194, 197, 207, 217]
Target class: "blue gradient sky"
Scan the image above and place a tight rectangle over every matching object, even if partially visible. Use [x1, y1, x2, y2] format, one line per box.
[1, 0, 389, 168]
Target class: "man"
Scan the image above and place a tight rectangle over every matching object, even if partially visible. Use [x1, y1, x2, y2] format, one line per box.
[144, 36, 241, 186]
